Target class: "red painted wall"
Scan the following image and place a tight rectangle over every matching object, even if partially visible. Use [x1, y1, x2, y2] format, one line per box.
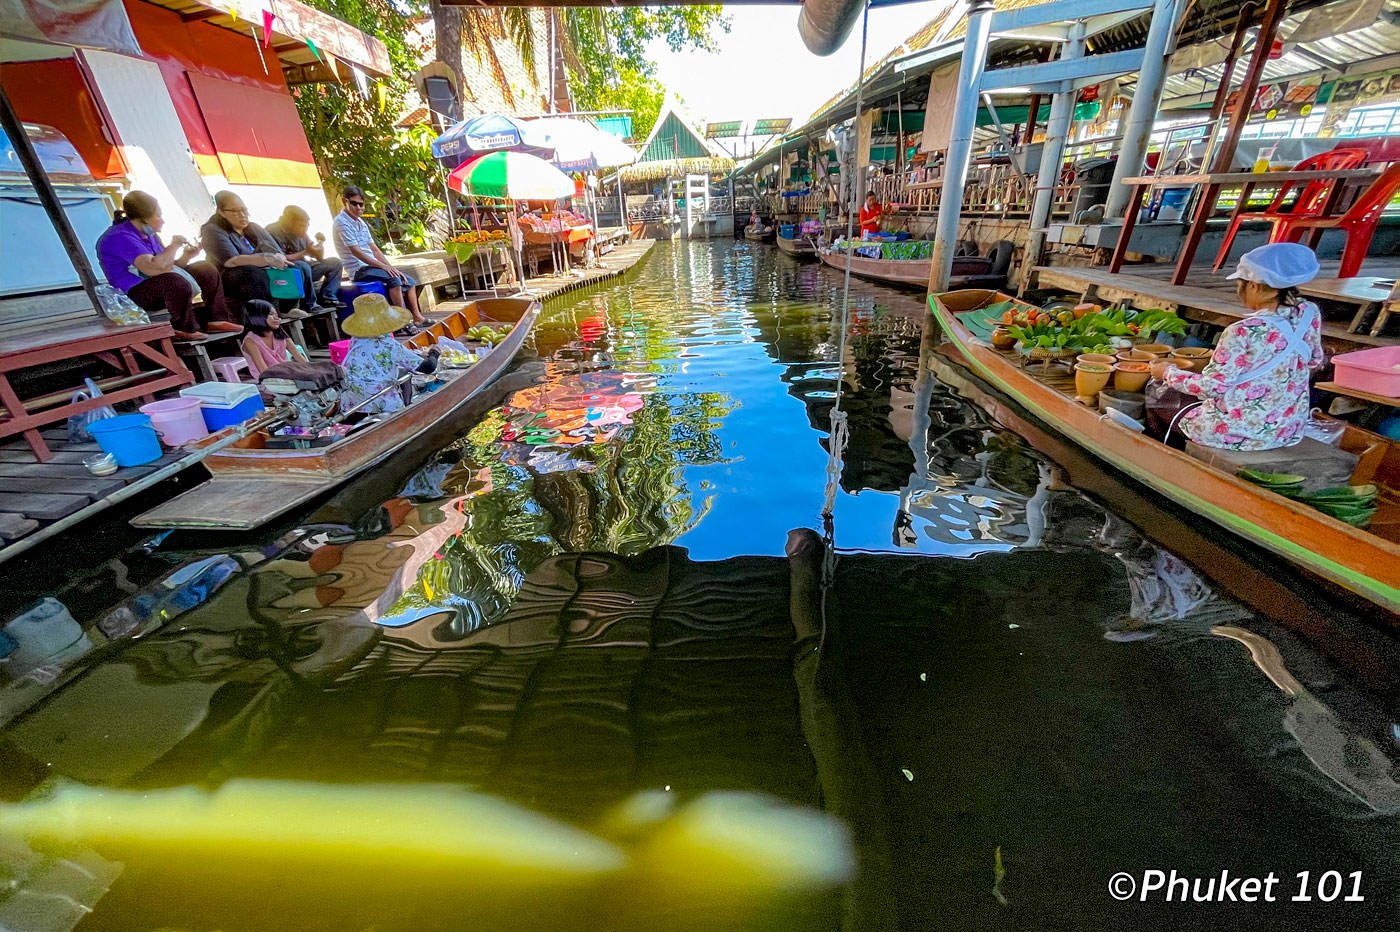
[0, 58, 126, 178]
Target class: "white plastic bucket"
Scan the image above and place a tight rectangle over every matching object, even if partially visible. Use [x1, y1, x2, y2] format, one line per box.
[139, 396, 209, 446]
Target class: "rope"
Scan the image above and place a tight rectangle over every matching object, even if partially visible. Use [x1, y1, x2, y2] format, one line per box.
[819, 0, 872, 592]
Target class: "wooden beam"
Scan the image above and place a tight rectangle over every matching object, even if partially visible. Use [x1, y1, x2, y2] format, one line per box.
[180, 9, 223, 23]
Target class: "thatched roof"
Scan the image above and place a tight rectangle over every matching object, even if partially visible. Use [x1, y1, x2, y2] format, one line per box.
[619, 156, 735, 182]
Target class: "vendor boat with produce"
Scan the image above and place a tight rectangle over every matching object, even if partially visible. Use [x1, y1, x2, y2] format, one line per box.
[930, 243, 1399, 614]
[134, 293, 540, 532]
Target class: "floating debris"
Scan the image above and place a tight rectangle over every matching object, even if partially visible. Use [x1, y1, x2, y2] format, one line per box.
[992, 846, 1009, 907]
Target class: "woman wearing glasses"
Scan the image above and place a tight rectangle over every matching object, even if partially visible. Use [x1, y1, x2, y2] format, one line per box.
[333, 185, 426, 335]
[200, 190, 291, 315]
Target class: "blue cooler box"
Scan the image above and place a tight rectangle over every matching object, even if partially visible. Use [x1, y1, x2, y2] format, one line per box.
[179, 383, 265, 431]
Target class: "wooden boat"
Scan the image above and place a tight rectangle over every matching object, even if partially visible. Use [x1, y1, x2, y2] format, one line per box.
[744, 225, 776, 244]
[930, 288, 1400, 614]
[133, 297, 541, 531]
[776, 233, 817, 257]
[818, 247, 929, 288]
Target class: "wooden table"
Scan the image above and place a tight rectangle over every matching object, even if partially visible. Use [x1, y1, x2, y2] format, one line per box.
[1301, 276, 1397, 336]
[0, 317, 193, 463]
[1107, 169, 1381, 285]
[1315, 381, 1400, 408]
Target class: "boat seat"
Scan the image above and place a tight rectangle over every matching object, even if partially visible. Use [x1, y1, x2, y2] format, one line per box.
[1184, 436, 1359, 492]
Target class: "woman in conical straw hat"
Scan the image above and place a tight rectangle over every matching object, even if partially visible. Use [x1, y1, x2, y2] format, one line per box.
[340, 293, 440, 415]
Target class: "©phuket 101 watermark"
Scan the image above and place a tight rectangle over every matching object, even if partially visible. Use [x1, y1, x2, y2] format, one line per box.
[1108, 869, 1364, 904]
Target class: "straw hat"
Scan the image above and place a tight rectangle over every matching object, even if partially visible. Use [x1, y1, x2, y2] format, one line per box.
[342, 293, 410, 337]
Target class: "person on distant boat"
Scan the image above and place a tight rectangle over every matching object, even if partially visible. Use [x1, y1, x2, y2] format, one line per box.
[96, 191, 242, 341]
[339, 293, 439, 416]
[240, 300, 307, 379]
[1155, 243, 1324, 451]
[858, 192, 883, 238]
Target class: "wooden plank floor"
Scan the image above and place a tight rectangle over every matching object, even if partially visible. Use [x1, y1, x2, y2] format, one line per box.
[1035, 262, 1398, 352]
[0, 428, 193, 550]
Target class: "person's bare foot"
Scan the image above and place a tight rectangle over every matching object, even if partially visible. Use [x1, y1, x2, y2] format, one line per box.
[207, 321, 244, 334]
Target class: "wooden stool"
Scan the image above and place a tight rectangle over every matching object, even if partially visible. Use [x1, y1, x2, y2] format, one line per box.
[211, 356, 248, 382]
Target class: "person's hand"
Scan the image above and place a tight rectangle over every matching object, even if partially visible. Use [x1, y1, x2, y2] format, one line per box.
[315, 232, 326, 242]
[1150, 359, 1173, 381]
[170, 234, 188, 249]
[269, 253, 290, 269]
[180, 241, 200, 257]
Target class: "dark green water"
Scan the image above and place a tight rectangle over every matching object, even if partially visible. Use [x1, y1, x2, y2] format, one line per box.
[0, 241, 1396, 931]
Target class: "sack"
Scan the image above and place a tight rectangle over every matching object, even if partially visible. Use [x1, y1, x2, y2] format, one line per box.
[95, 284, 150, 326]
[67, 378, 118, 442]
[259, 360, 342, 389]
[266, 266, 304, 300]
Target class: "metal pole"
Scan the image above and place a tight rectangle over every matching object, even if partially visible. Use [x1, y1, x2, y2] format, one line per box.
[0, 84, 105, 315]
[1025, 21, 1087, 272]
[1103, 0, 1187, 218]
[928, 0, 996, 294]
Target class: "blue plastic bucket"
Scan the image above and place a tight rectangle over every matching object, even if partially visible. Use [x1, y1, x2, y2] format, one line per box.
[88, 413, 162, 467]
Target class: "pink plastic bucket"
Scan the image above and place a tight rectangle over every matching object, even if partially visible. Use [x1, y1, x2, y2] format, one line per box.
[139, 396, 209, 446]
[329, 339, 352, 366]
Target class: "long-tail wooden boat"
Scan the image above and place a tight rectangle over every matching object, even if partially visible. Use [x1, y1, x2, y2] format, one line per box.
[133, 297, 540, 531]
[930, 288, 1400, 614]
[776, 233, 817, 257]
[744, 226, 776, 244]
[818, 247, 929, 288]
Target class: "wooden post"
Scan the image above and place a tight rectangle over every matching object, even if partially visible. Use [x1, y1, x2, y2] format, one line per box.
[1201, 3, 1259, 166]
[1171, 0, 1288, 284]
[0, 83, 105, 316]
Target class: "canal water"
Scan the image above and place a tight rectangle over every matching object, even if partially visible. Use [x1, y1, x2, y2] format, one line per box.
[1, 240, 1397, 931]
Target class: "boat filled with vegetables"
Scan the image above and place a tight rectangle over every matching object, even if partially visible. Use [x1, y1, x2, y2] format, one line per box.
[931, 288, 1400, 615]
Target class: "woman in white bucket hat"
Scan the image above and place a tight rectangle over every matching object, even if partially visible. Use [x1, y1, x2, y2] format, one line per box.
[1155, 242, 1324, 451]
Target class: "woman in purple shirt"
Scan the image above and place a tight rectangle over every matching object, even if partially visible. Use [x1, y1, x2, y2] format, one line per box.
[96, 191, 242, 340]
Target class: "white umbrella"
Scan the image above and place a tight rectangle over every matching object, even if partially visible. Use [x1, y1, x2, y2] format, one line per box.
[522, 117, 639, 172]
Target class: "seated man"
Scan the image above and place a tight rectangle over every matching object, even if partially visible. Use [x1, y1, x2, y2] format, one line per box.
[333, 185, 425, 333]
[267, 205, 343, 312]
[200, 190, 291, 314]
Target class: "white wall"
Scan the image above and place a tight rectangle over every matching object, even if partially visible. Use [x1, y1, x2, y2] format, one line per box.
[198, 175, 340, 258]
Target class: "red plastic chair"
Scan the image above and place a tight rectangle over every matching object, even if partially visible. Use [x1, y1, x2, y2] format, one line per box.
[1213, 148, 1370, 270]
[1266, 162, 1400, 278]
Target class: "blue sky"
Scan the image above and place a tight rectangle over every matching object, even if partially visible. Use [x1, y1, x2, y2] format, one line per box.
[648, 2, 949, 127]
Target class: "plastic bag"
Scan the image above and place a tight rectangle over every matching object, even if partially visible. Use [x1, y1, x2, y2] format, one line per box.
[1303, 408, 1344, 447]
[66, 378, 118, 442]
[95, 284, 149, 326]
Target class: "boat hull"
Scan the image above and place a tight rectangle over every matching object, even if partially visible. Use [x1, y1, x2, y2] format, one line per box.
[930, 289, 1400, 614]
[132, 297, 541, 530]
[743, 228, 776, 244]
[776, 234, 817, 257]
[818, 249, 929, 288]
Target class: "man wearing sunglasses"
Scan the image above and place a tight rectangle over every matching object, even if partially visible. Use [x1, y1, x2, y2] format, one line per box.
[333, 185, 425, 334]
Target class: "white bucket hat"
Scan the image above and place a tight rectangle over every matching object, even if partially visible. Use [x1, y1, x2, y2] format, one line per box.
[1226, 242, 1320, 289]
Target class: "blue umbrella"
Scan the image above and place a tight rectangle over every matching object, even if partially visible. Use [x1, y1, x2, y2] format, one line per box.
[432, 114, 553, 164]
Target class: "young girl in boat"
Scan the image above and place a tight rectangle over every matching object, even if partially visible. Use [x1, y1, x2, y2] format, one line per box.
[240, 300, 308, 378]
[1153, 243, 1324, 451]
[339, 293, 439, 415]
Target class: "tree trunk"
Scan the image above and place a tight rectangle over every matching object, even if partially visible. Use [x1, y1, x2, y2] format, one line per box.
[432, 1, 465, 105]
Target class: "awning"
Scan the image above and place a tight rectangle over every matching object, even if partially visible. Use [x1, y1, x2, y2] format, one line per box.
[138, 0, 391, 81]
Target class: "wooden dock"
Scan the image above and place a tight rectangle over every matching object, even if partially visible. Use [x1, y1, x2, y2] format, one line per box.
[431, 238, 656, 314]
[1033, 257, 1399, 354]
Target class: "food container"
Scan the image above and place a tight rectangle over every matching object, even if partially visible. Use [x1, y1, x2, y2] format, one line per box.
[83, 453, 117, 476]
[1331, 346, 1400, 399]
[1098, 389, 1146, 421]
[1116, 349, 1155, 364]
[1114, 361, 1151, 393]
[1077, 353, 1117, 367]
[1135, 343, 1173, 359]
[1170, 347, 1213, 373]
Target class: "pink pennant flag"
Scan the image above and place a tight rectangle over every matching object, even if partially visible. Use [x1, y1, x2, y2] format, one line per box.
[261, 10, 275, 48]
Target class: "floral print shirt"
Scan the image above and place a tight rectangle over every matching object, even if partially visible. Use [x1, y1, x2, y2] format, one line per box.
[1163, 301, 1324, 452]
[341, 335, 422, 415]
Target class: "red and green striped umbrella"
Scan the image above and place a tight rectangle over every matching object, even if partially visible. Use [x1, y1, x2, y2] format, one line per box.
[447, 151, 575, 201]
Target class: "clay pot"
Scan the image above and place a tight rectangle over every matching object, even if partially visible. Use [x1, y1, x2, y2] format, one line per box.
[1074, 362, 1113, 399]
[1077, 352, 1117, 367]
[1135, 343, 1173, 359]
[1116, 349, 1154, 364]
[1149, 358, 1174, 381]
[1170, 347, 1213, 373]
[1072, 303, 1101, 319]
[990, 327, 1017, 350]
[1114, 361, 1150, 393]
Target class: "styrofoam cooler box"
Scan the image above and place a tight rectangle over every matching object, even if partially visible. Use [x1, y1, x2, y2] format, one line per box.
[1332, 346, 1400, 399]
[180, 382, 266, 430]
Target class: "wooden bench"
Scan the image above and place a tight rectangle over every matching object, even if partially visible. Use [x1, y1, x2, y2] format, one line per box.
[0, 317, 193, 463]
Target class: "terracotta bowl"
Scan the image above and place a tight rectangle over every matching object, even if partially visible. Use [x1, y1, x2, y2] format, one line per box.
[1170, 347, 1213, 372]
[1116, 349, 1155, 364]
[1077, 353, 1117, 367]
[1135, 343, 1173, 359]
